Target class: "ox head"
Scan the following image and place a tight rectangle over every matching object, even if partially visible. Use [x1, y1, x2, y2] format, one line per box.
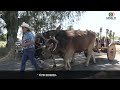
[41, 37, 58, 60]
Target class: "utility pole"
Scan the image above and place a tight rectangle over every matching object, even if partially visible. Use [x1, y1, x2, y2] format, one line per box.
[100, 27, 102, 48]
[106, 29, 109, 47]
[113, 32, 115, 42]
[110, 30, 112, 43]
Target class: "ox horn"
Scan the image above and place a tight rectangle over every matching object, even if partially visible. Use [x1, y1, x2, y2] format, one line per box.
[48, 43, 54, 50]
[53, 36, 58, 43]
[52, 36, 58, 51]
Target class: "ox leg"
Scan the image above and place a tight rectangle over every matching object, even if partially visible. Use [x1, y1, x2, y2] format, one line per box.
[85, 49, 92, 67]
[71, 53, 75, 64]
[84, 50, 88, 57]
[92, 50, 96, 64]
[64, 58, 71, 70]
[64, 51, 74, 70]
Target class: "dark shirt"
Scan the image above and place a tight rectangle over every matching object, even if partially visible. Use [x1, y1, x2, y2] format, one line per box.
[35, 37, 45, 49]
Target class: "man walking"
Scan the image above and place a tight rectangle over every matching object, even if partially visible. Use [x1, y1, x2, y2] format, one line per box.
[20, 22, 41, 71]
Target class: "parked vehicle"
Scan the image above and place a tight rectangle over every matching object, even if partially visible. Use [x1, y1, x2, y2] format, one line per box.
[114, 40, 120, 45]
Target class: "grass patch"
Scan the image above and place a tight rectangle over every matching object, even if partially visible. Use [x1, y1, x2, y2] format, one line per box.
[0, 41, 7, 48]
[0, 41, 7, 58]
[0, 47, 9, 58]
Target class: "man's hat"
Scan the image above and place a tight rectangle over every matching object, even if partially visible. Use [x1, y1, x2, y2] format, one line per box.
[21, 22, 31, 30]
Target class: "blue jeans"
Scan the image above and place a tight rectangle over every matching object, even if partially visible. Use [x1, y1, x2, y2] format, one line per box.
[20, 48, 40, 71]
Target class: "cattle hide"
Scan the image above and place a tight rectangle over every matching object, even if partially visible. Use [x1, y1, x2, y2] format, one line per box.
[42, 30, 96, 70]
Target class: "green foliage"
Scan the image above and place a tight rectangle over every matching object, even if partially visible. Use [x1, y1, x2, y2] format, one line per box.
[0, 11, 85, 49]
[119, 37, 120, 40]
[0, 41, 7, 47]
[67, 25, 74, 30]
[18, 11, 85, 33]
[114, 36, 120, 40]
[0, 34, 7, 41]
[1, 11, 85, 34]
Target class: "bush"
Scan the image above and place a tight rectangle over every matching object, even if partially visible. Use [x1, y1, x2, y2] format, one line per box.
[0, 47, 9, 58]
[0, 41, 7, 48]
[0, 34, 7, 41]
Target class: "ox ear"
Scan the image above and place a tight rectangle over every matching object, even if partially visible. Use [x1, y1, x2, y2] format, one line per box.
[48, 43, 54, 50]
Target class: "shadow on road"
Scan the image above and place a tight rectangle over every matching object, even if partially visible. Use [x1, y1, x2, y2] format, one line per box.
[95, 58, 119, 65]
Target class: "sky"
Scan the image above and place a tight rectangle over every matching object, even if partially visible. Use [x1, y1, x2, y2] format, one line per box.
[69, 11, 120, 36]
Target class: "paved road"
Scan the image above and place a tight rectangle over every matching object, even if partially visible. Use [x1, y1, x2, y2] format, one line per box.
[0, 45, 120, 79]
[44, 45, 120, 71]
[0, 45, 120, 71]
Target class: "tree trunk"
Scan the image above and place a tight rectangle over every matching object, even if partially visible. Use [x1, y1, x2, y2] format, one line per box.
[4, 11, 18, 49]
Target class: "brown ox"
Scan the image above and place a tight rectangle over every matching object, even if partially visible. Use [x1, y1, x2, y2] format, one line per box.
[43, 30, 60, 39]
[42, 30, 96, 70]
[42, 30, 76, 66]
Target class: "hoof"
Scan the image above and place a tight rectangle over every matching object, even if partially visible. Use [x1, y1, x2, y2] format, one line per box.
[70, 61, 74, 64]
[71, 61, 73, 63]
[85, 64, 88, 67]
[65, 69, 71, 71]
[64, 67, 71, 71]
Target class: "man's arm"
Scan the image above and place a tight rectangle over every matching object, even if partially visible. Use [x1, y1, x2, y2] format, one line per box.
[21, 32, 35, 47]
[21, 40, 35, 47]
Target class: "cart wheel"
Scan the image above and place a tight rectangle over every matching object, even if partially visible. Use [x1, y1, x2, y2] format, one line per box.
[107, 43, 116, 61]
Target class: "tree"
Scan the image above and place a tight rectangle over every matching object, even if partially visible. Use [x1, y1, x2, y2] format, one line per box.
[114, 36, 120, 40]
[119, 37, 120, 40]
[0, 34, 7, 41]
[67, 25, 74, 30]
[0, 18, 6, 34]
[56, 24, 62, 30]
[0, 11, 18, 49]
[20, 11, 85, 33]
[0, 11, 85, 49]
